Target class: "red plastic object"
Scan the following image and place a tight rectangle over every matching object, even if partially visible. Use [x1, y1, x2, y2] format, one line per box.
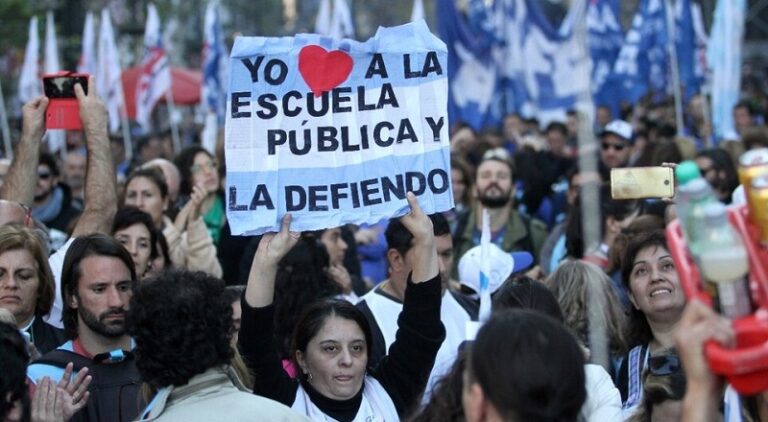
[666, 205, 768, 395]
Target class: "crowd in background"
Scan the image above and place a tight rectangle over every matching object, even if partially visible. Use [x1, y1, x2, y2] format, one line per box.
[0, 71, 767, 422]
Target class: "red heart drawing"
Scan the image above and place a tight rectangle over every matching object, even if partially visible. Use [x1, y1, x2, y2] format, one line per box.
[298, 45, 353, 97]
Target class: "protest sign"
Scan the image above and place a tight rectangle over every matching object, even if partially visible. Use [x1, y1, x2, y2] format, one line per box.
[225, 20, 452, 235]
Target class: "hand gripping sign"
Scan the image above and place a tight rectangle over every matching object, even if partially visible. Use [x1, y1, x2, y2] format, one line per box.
[225, 21, 453, 235]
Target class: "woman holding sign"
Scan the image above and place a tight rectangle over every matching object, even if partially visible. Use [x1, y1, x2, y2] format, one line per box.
[239, 193, 445, 421]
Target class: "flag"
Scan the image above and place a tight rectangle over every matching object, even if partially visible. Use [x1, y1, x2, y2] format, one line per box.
[330, 0, 354, 39]
[437, 0, 502, 130]
[135, 3, 171, 131]
[315, 0, 332, 35]
[708, 0, 746, 140]
[18, 17, 40, 104]
[587, 0, 623, 110]
[97, 9, 125, 134]
[201, 0, 229, 123]
[507, 0, 591, 124]
[691, 2, 709, 90]
[675, 0, 698, 101]
[78, 11, 96, 75]
[609, 0, 669, 104]
[411, 0, 425, 22]
[201, 0, 229, 153]
[44, 12, 65, 152]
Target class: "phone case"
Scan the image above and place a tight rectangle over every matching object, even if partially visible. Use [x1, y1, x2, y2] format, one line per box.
[611, 167, 675, 199]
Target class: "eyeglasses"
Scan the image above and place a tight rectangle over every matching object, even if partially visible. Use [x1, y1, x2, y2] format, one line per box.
[37, 172, 52, 180]
[191, 160, 218, 174]
[601, 142, 626, 152]
[648, 353, 681, 376]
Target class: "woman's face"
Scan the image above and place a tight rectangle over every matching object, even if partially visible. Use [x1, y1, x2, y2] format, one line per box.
[320, 228, 348, 266]
[190, 152, 219, 194]
[0, 249, 40, 327]
[628, 245, 686, 321]
[124, 176, 167, 227]
[114, 223, 152, 278]
[296, 316, 367, 401]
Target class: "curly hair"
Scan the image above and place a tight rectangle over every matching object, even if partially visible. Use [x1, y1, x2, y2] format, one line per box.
[545, 260, 627, 356]
[0, 224, 56, 318]
[126, 269, 234, 388]
[0, 321, 30, 422]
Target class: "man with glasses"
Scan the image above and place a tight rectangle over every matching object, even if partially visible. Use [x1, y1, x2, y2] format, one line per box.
[599, 119, 634, 180]
[32, 153, 82, 250]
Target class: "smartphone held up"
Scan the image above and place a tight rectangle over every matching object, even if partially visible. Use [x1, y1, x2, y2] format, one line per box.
[610, 166, 675, 199]
[43, 72, 89, 130]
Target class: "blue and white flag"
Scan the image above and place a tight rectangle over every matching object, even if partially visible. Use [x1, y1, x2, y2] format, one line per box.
[675, 0, 699, 101]
[587, 0, 623, 110]
[437, 0, 502, 130]
[609, 0, 668, 104]
[708, 0, 746, 140]
[501, 0, 590, 124]
[225, 21, 452, 235]
[201, 0, 229, 123]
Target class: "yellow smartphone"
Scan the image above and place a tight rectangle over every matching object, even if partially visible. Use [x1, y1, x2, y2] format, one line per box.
[610, 167, 674, 199]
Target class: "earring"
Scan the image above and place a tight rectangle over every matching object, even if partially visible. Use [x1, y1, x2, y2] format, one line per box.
[307, 372, 313, 382]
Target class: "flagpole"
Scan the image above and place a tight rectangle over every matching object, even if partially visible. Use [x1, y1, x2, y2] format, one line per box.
[0, 80, 12, 160]
[573, 0, 609, 371]
[665, 0, 685, 136]
[118, 95, 133, 164]
[165, 89, 181, 155]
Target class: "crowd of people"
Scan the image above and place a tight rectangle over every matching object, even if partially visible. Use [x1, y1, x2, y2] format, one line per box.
[0, 71, 767, 422]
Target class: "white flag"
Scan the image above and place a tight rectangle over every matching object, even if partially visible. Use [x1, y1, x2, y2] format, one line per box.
[411, 0, 425, 23]
[44, 11, 65, 152]
[78, 11, 96, 74]
[330, 0, 354, 39]
[135, 3, 171, 131]
[97, 9, 125, 134]
[315, 0, 332, 35]
[18, 17, 40, 104]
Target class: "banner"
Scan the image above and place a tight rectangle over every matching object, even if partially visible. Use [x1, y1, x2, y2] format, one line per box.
[225, 21, 452, 235]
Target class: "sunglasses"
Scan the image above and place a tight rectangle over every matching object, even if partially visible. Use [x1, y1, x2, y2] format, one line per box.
[648, 354, 681, 376]
[602, 142, 626, 152]
[37, 172, 52, 180]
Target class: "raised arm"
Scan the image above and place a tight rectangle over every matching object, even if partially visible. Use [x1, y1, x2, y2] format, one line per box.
[239, 214, 301, 405]
[676, 301, 734, 422]
[371, 193, 445, 415]
[71, 77, 117, 237]
[1, 96, 48, 203]
[397, 192, 438, 283]
[244, 214, 300, 307]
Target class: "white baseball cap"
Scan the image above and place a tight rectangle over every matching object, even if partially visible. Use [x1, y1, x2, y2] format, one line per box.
[458, 243, 534, 294]
[601, 120, 633, 143]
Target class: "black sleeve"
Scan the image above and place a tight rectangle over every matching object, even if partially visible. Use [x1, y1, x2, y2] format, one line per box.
[238, 299, 298, 406]
[370, 274, 446, 416]
[356, 299, 387, 368]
